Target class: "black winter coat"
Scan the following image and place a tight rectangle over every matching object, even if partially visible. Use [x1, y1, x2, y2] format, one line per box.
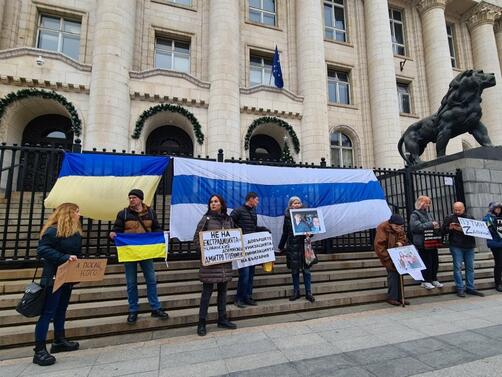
[278, 212, 307, 273]
[409, 209, 436, 249]
[442, 213, 476, 249]
[37, 227, 82, 287]
[230, 205, 269, 235]
[193, 213, 235, 283]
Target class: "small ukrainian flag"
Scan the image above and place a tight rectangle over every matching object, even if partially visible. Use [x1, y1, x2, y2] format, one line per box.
[115, 232, 169, 262]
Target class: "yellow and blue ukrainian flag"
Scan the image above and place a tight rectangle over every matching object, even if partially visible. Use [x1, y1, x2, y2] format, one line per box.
[44, 152, 170, 220]
[115, 232, 169, 262]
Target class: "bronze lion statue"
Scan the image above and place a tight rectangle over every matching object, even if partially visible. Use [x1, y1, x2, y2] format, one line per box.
[398, 69, 495, 165]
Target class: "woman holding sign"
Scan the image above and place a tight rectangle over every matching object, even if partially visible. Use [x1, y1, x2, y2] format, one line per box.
[193, 194, 237, 336]
[484, 202, 502, 292]
[278, 196, 315, 303]
[33, 203, 82, 366]
[410, 196, 443, 290]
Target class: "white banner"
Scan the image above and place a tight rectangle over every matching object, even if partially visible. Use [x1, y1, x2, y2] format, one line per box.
[458, 217, 493, 239]
[200, 229, 244, 266]
[232, 231, 276, 269]
[388, 245, 425, 281]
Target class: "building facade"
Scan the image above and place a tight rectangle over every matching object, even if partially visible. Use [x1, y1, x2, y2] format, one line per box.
[0, 0, 501, 168]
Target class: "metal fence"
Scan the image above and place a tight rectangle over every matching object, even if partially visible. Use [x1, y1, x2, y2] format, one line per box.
[0, 142, 464, 266]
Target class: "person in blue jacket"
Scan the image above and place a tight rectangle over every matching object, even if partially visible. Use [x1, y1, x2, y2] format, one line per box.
[33, 203, 82, 366]
[484, 202, 502, 292]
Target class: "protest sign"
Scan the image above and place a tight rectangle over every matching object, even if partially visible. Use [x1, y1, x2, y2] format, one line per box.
[424, 229, 447, 249]
[232, 231, 275, 269]
[458, 217, 492, 239]
[53, 258, 108, 292]
[200, 228, 244, 266]
[289, 208, 326, 236]
[388, 245, 425, 281]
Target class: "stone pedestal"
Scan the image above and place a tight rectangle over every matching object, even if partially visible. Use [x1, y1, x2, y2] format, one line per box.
[415, 146, 502, 250]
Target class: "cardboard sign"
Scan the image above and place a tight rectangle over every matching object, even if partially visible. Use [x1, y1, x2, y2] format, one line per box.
[53, 258, 108, 293]
[289, 208, 326, 236]
[423, 229, 447, 249]
[458, 217, 493, 240]
[200, 228, 244, 266]
[388, 245, 426, 281]
[232, 231, 276, 269]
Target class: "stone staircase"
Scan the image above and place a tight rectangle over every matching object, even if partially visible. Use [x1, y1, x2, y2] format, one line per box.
[0, 249, 495, 353]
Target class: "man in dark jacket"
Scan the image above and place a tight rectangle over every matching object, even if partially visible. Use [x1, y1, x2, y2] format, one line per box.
[109, 189, 168, 323]
[231, 192, 269, 308]
[442, 201, 484, 298]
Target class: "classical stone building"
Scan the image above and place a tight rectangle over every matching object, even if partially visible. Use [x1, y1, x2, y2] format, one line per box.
[0, 0, 501, 168]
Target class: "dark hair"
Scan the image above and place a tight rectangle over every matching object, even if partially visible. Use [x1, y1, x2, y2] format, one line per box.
[206, 194, 228, 215]
[245, 192, 258, 202]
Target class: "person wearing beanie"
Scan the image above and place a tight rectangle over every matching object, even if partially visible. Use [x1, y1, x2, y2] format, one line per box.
[278, 196, 315, 303]
[374, 214, 410, 306]
[109, 189, 169, 323]
[442, 202, 485, 298]
[483, 202, 502, 292]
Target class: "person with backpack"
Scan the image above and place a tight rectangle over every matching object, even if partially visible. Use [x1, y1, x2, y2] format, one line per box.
[109, 189, 168, 324]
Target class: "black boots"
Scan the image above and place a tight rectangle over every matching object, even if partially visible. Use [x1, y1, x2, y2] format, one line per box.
[50, 337, 79, 353]
[197, 319, 207, 336]
[33, 342, 56, 366]
[289, 291, 301, 301]
[305, 291, 315, 303]
[217, 317, 237, 330]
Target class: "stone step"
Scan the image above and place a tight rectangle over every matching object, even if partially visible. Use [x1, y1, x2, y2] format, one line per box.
[1, 254, 493, 294]
[0, 277, 495, 349]
[0, 268, 494, 327]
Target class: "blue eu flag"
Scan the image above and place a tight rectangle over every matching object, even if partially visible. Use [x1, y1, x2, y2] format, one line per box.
[272, 46, 284, 89]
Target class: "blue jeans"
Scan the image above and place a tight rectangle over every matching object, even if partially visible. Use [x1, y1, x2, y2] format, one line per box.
[292, 268, 312, 293]
[235, 266, 255, 302]
[450, 246, 475, 291]
[35, 283, 72, 343]
[124, 259, 161, 312]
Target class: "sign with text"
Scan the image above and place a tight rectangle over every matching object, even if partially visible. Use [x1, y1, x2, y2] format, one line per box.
[388, 245, 425, 281]
[53, 258, 108, 293]
[458, 217, 493, 240]
[200, 228, 244, 266]
[424, 229, 447, 249]
[232, 231, 276, 269]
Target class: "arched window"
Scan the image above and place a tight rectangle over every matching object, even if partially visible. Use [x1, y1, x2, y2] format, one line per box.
[330, 131, 353, 167]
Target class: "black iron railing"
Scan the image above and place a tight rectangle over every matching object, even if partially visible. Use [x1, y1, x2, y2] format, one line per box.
[0, 142, 464, 266]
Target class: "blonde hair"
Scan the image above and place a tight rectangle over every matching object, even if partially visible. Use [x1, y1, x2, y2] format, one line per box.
[40, 203, 82, 238]
[415, 195, 431, 210]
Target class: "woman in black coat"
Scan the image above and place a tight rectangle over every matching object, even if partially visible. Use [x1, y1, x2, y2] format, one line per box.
[34, 203, 82, 366]
[278, 196, 315, 302]
[193, 194, 237, 336]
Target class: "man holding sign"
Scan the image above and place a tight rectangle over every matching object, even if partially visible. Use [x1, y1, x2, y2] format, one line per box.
[442, 202, 485, 298]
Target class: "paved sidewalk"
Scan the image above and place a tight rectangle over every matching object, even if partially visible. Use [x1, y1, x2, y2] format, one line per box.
[2, 293, 502, 377]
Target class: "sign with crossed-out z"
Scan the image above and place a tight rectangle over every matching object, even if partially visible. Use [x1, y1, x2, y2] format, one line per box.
[458, 217, 492, 240]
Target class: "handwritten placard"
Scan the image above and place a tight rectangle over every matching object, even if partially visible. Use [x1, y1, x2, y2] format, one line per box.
[232, 231, 275, 269]
[53, 258, 108, 292]
[458, 217, 492, 239]
[200, 228, 244, 266]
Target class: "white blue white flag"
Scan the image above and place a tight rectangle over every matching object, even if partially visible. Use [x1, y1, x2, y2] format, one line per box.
[170, 158, 392, 248]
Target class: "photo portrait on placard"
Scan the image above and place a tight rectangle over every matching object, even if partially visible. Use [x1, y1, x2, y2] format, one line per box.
[289, 208, 326, 236]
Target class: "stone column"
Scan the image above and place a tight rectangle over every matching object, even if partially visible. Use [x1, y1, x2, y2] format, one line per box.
[364, 0, 402, 168]
[0, 0, 5, 37]
[206, 0, 240, 158]
[295, 1, 329, 163]
[467, 4, 502, 146]
[417, 0, 461, 155]
[86, 0, 136, 150]
[495, 19, 502, 76]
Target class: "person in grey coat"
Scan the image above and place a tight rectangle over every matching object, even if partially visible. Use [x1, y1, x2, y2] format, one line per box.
[193, 194, 237, 336]
[409, 195, 443, 290]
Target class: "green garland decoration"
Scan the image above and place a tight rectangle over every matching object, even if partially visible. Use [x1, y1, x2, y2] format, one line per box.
[132, 103, 204, 144]
[0, 88, 82, 136]
[280, 142, 295, 163]
[244, 116, 300, 153]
